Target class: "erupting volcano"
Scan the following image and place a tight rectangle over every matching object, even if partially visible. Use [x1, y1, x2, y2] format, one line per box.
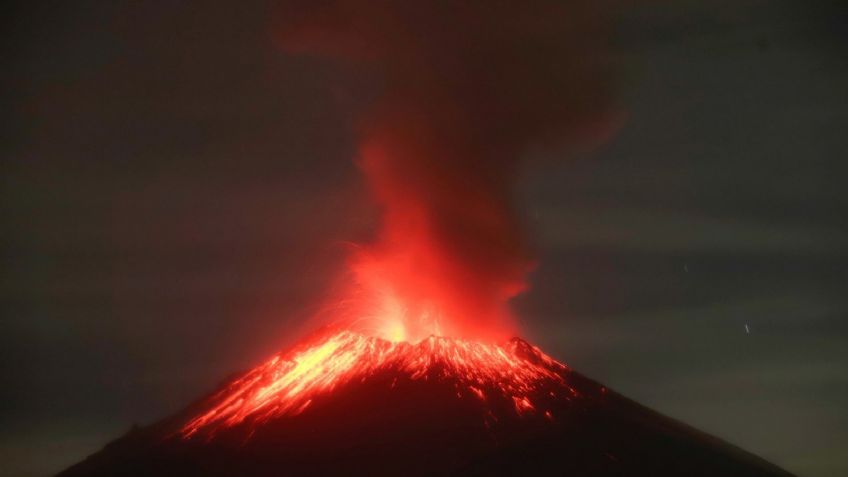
[61, 2, 793, 476]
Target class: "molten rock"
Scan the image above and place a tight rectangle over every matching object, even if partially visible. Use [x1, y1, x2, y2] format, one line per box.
[62, 331, 791, 476]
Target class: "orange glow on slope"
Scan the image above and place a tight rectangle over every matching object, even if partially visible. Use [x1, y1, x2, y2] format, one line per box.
[181, 330, 569, 439]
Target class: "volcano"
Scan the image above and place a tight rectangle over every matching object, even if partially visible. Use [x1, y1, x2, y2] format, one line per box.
[61, 330, 791, 476]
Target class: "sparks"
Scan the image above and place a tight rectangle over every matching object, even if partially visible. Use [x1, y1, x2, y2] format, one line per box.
[181, 330, 569, 440]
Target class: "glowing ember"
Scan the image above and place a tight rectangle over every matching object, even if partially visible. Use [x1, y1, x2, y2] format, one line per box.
[181, 330, 569, 439]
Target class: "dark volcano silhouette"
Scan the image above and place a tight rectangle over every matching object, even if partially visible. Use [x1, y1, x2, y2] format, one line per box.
[60, 332, 792, 476]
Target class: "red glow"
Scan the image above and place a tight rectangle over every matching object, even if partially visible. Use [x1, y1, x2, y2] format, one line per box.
[339, 130, 532, 343]
[181, 330, 570, 440]
[274, 0, 615, 344]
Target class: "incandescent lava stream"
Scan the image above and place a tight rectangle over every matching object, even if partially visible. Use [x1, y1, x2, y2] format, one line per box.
[61, 330, 792, 476]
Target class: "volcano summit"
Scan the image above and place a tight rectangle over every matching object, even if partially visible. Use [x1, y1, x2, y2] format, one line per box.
[62, 330, 791, 476]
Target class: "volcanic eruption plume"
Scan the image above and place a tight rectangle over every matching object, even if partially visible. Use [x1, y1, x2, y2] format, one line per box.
[278, 0, 615, 342]
[164, 0, 620, 446]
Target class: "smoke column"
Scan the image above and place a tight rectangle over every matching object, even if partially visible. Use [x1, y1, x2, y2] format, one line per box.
[277, 1, 615, 341]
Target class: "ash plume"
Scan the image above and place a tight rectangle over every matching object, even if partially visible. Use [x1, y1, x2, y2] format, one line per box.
[276, 1, 617, 340]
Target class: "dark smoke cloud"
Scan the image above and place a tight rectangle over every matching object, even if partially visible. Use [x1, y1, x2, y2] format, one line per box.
[274, 0, 618, 338]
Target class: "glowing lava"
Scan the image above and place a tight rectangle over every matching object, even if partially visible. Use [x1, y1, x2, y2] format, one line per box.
[181, 330, 571, 440]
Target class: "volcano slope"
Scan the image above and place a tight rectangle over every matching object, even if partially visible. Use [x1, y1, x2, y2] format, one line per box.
[61, 331, 792, 476]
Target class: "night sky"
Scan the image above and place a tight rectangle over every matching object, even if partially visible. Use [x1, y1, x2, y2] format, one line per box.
[2, 2, 847, 476]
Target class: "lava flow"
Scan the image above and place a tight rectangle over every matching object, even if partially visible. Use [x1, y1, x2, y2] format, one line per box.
[181, 330, 573, 440]
[64, 332, 793, 477]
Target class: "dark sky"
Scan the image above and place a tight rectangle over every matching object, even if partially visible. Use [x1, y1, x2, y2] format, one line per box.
[2, 2, 847, 476]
